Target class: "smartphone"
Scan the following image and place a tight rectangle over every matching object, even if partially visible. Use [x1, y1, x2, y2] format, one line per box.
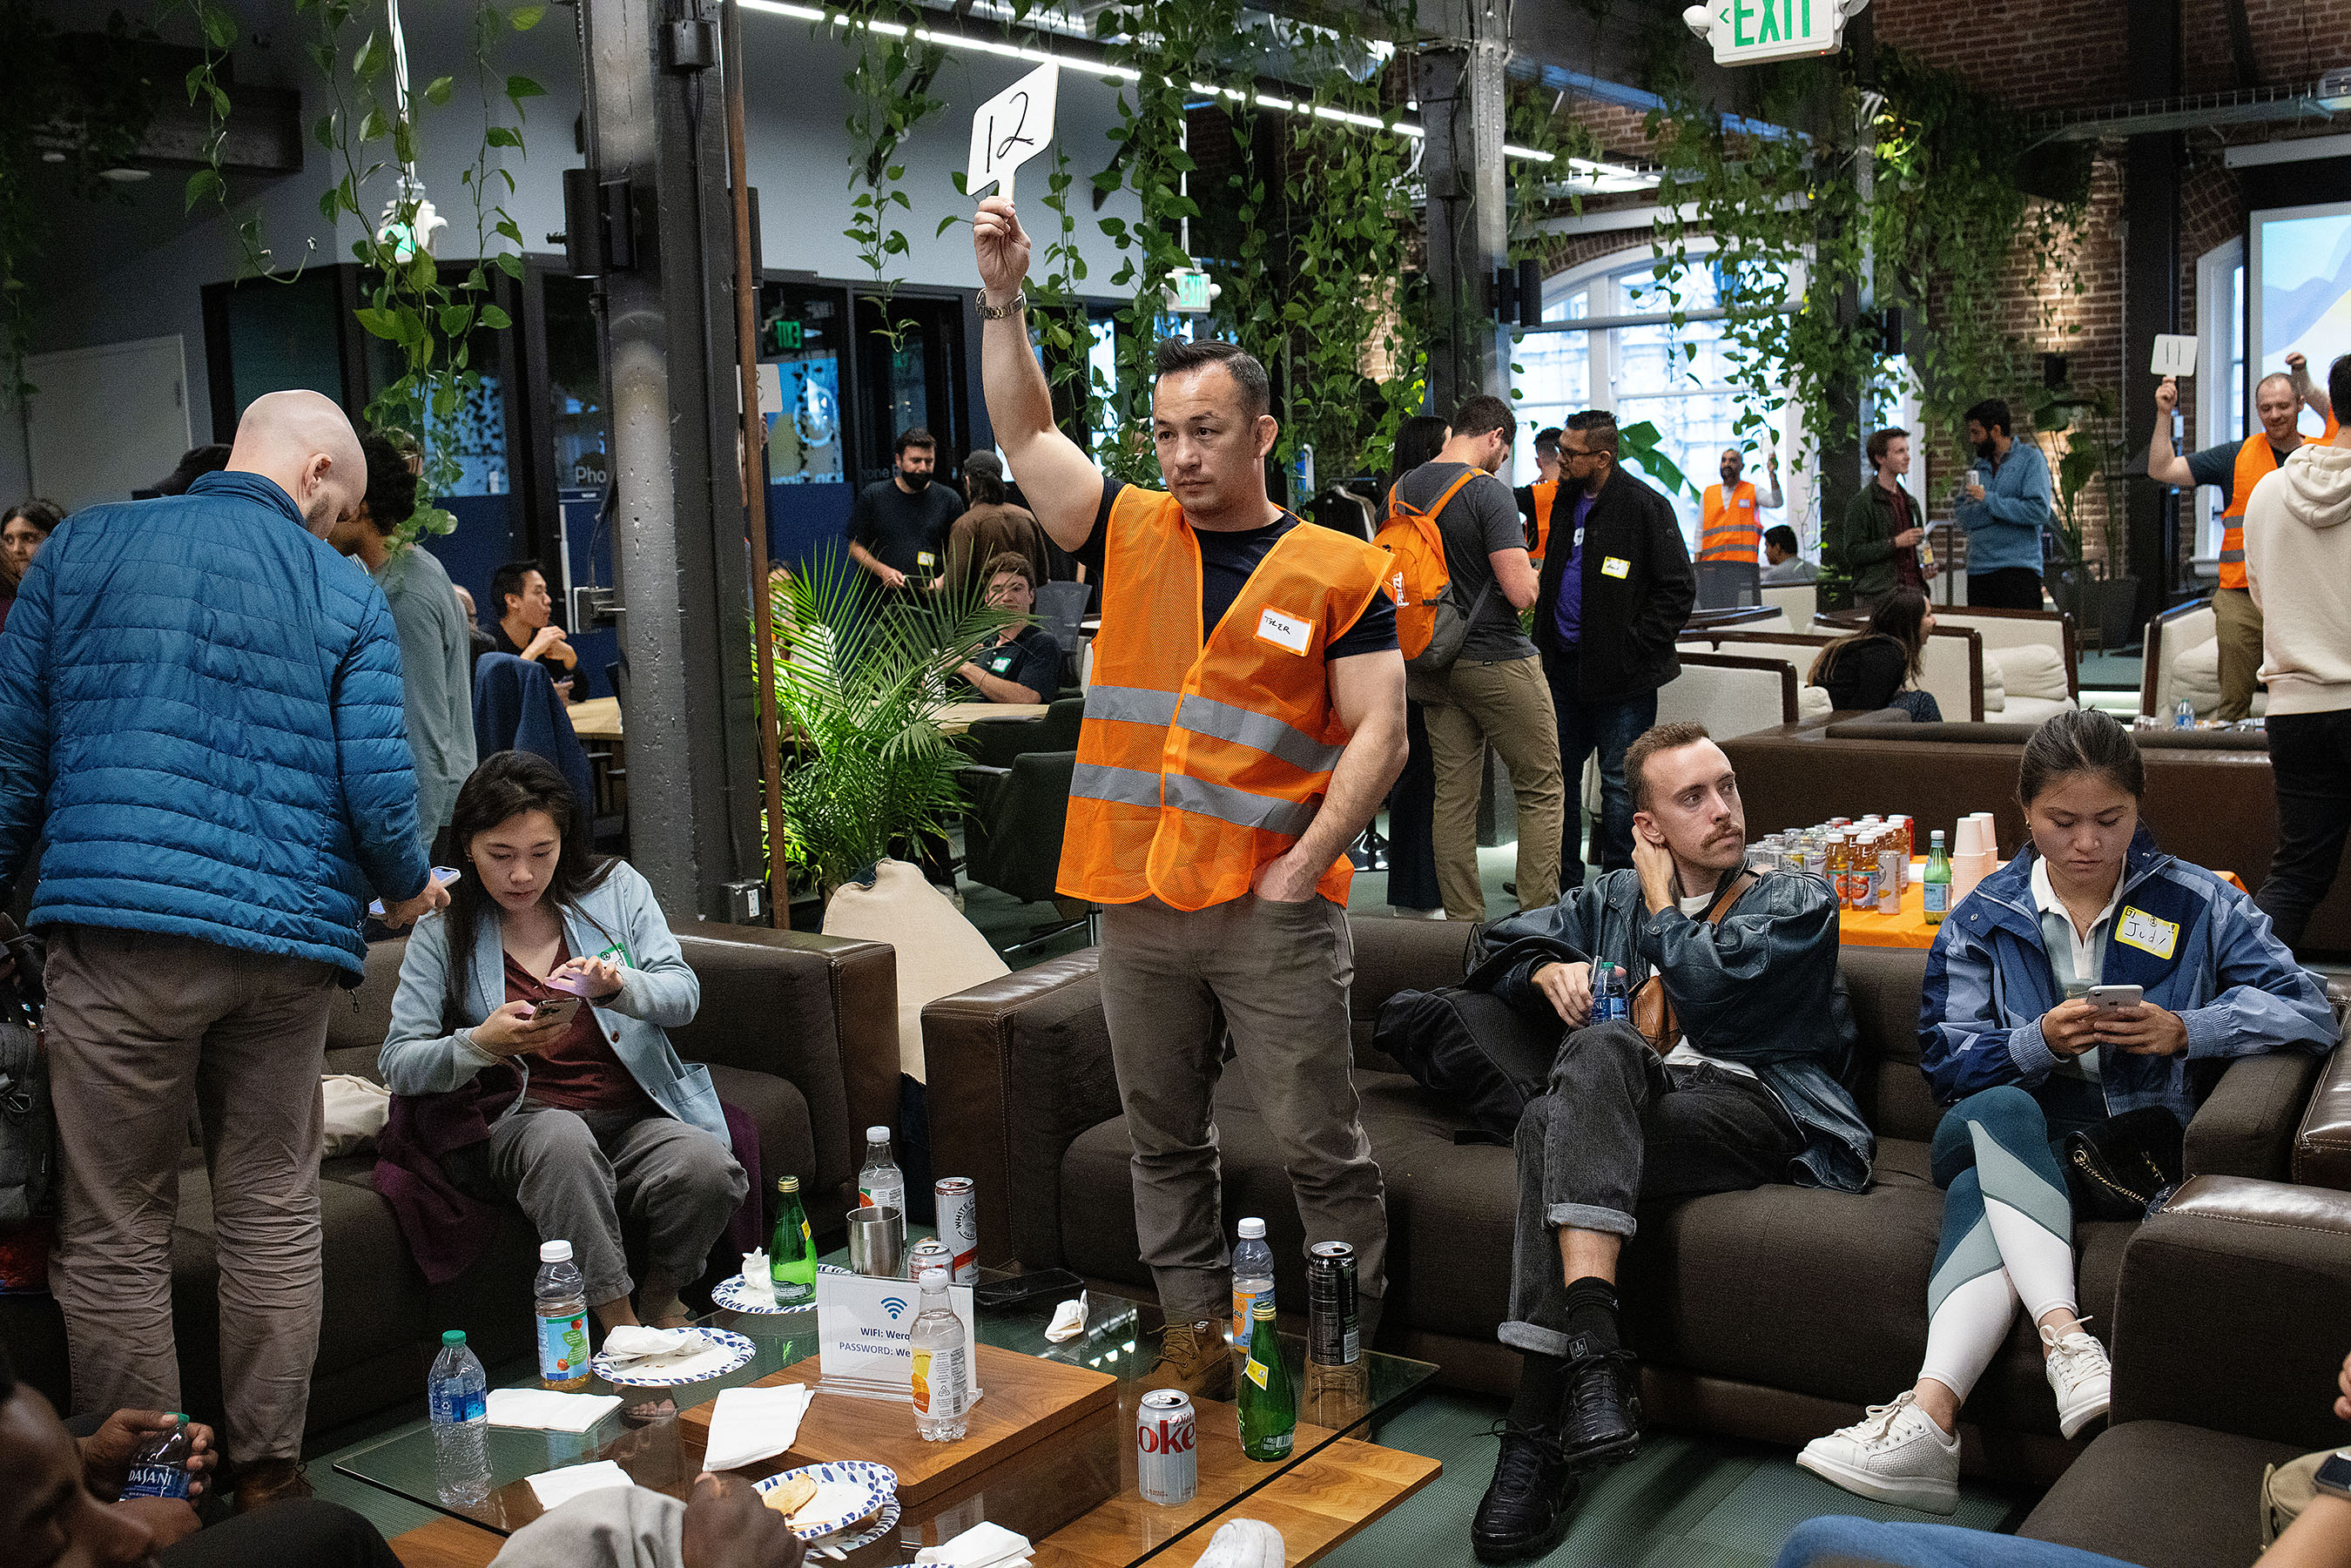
[2085, 984, 2144, 1011]
[369, 865, 461, 918]
[529, 995, 584, 1030]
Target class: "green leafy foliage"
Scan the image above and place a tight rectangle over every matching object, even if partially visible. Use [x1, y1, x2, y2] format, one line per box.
[831, 2, 949, 351]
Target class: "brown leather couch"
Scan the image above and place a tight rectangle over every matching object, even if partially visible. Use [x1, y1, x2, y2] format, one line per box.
[923, 917, 2339, 1486]
[3, 923, 899, 1442]
[1721, 718, 2351, 957]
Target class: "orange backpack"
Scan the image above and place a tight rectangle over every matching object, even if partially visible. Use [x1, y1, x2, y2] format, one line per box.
[1376, 468, 1486, 672]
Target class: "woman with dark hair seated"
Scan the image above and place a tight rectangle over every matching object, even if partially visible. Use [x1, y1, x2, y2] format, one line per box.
[1808, 587, 1941, 719]
[379, 751, 744, 1336]
[1796, 710, 2334, 1514]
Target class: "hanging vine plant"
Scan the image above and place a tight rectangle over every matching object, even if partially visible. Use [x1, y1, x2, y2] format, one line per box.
[832, 0, 949, 353]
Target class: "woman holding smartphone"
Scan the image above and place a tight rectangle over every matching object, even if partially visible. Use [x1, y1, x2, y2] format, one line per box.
[380, 750, 744, 1333]
[1798, 709, 2334, 1513]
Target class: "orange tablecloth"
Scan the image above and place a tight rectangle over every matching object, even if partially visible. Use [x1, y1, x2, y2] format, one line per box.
[1837, 861, 2247, 948]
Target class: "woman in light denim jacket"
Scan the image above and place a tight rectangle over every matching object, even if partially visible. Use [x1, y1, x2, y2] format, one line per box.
[380, 751, 743, 1336]
[1798, 710, 2334, 1515]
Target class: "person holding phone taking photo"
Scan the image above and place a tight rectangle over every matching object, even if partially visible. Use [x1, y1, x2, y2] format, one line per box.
[378, 750, 744, 1336]
[1798, 710, 2334, 1514]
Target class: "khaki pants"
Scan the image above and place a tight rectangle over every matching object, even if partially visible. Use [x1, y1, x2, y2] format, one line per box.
[2214, 585, 2264, 722]
[1416, 654, 1565, 921]
[45, 925, 337, 1464]
[1098, 895, 1386, 1323]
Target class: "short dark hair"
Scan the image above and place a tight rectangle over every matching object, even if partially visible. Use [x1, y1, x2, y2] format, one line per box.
[1564, 409, 1619, 457]
[1964, 399, 2012, 437]
[2, 498, 63, 534]
[1764, 524, 1799, 554]
[963, 449, 1008, 507]
[152, 444, 232, 497]
[893, 427, 937, 457]
[980, 551, 1034, 588]
[1449, 394, 1517, 444]
[1866, 426, 1909, 466]
[2334, 356, 2351, 427]
[1153, 338, 1272, 420]
[1389, 414, 1451, 495]
[2018, 708, 2145, 809]
[1625, 720, 1715, 813]
[1534, 427, 1563, 457]
[360, 433, 418, 537]
[490, 560, 544, 616]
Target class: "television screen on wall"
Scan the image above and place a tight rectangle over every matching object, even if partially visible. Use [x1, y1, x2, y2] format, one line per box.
[2250, 200, 2351, 438]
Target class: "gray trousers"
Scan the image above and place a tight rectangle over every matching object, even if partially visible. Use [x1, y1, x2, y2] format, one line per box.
[488, 1100, 746, 1307]
[45, 925, 337, 1464]
[1098, 894, 1387, 1322]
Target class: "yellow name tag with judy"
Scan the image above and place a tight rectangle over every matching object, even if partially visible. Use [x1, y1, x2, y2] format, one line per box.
[2115, 906, 2179, 960]
[1256, 606, 1312, 656]
[1600, 555, 1631, 580]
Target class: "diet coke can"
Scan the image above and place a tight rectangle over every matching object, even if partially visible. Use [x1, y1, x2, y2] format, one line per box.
[1136, 1389, 1197, 1505]
[935, 1176, 979, 1283]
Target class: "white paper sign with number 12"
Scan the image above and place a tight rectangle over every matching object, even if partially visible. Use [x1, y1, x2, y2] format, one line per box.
[967, 61, 1058, 205]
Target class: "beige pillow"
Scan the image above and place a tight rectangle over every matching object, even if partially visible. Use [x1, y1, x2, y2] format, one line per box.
[823, 858, 1008, 1083]
[1993, 643, 2071, 703]
[1977, 650, 2006, 713]
[2175, 636, 2222, 716]
[1797, 683, 1834, 722]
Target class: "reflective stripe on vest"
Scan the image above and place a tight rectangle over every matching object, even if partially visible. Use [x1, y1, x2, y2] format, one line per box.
[1057, 487, 1391, 912]
[1699, 481, 1763, 562]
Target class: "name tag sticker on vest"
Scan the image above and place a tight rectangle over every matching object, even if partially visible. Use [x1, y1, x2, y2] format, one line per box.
[1600, 555, 1631, 580]
[2115, 907, 2179, 961]
[1256, 606, 1312, 656]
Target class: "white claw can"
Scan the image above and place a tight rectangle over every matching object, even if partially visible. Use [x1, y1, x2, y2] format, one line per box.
[935, 1177, 979, 1283]
[1136, 1389, 1198, 1505]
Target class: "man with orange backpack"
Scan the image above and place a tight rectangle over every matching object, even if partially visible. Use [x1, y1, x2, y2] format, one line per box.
[1381, 395, 1562, 921]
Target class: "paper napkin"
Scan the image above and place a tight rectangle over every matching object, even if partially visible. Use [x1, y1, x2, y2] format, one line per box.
[703, 1383, 816, 1472]
[486, 1387, 623, 1432]
[524, 1459, 634, 1510]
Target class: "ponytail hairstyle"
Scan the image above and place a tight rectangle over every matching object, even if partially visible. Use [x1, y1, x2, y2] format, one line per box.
[2018, 709, 2146, 810]
[440, 750, 616, 1028]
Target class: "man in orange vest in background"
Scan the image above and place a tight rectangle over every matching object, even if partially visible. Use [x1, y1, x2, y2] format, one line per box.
[1518, 427, 1565, 564]
[971, 196, 1409, 1399]
[1699, 447, 1782, 564]
[2146, 351, 2333, 720]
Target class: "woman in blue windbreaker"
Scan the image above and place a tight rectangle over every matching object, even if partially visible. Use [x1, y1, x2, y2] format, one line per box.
[1798, 709, 2334, 1516]
[379, 750, 744, 1338]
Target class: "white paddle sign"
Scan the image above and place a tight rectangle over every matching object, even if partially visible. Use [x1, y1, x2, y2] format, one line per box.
[967, 60, 1057, 205]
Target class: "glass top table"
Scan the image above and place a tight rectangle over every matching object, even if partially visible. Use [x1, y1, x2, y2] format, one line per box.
[333, 1268, 1434, 1566]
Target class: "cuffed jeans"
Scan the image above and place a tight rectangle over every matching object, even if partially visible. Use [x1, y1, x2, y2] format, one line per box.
[2256, 707, 2351, 950]
[1542, 648, 1656, 890]
[487, 1100, 746, 1308]
[45, 925, 338, 1465]
[1501, 1023, 1802, 1357]
[1099, 894, 1387, 1322]
[1418, 653, 1566, 920]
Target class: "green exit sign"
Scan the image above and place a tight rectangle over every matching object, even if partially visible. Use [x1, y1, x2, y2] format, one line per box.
[767, 319, 804, 353]
[1701, 0, 1846, 64]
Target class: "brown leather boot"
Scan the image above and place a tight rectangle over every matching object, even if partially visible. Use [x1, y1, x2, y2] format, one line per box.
[1142, 1317, 1236, 1400]
[233, 1457, 313, 1514]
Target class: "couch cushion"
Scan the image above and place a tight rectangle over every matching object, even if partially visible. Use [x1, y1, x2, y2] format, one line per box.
[706, 1062, 815, 1213]
[1998, 695, 2077, 724]
[2021, 1419, 2300, 1568]
[1978, 649, 2006, 712]
[1993, 643, 2072, 703]
[2176, 636, 2222, 717]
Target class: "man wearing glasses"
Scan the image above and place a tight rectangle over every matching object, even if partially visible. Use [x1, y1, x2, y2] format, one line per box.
[1533, 412, 1696, 889]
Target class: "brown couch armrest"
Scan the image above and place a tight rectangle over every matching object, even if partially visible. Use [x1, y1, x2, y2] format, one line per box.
[923, 950, 1119, 1270]
[2186, 1052, 2327, 1182]
[2294, 1038, 2351, 1192]
[672, 926, 899, 1222]
[2112, 1176, 2351, 1450]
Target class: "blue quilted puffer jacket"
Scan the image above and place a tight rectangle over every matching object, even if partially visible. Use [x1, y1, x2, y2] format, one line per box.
[0, 471, 432, 973]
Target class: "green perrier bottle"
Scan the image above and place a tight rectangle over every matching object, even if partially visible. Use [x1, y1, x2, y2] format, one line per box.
[770, 1175, 817, 1305]
[1236, 1302, 1296, 1462]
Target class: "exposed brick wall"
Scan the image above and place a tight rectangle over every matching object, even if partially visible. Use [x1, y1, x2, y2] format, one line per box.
[1871, 0, 2129, 111]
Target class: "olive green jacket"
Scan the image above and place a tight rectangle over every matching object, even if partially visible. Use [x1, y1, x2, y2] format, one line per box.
[1829, 479, 1922, 602]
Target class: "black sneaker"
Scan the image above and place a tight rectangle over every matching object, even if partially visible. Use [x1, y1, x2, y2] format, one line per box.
[1556, 1334, 1642, 1469]
[1471, 1422, 1579, 1564]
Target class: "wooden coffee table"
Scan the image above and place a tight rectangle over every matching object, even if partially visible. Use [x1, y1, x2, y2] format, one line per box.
[355, 1278, 1438, 1567]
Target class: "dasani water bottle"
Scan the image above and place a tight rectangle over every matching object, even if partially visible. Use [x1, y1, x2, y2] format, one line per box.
[429, 1329, 491, 1505]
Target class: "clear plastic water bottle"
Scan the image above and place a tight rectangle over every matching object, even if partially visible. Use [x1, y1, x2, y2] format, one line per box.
[428, 1329, 491, 1505]
[1593, 959, 1628, 1024]
[858, 1126, 907, 1253]
[535, 1240, 590, 1391]
[909, 1268, 971, 1441]
[2174, 698, 2194, 729]
[1231, 1217, 1276, 1344]
[118, 1414, 193, 1501]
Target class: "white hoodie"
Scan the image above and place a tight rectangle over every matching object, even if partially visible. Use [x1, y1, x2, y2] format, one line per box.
[2244, 441, 2351, 716]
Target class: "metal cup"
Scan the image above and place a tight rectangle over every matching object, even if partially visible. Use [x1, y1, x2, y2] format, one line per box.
[845, 1207, 904, 1277]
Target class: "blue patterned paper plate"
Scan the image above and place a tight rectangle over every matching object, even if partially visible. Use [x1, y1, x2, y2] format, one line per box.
[589, 1325, 755, 1387]
[711, 1273, 816, 1315]
[754, 1458, 899, 1541]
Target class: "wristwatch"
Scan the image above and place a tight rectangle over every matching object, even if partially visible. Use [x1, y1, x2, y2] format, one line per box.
[975, 289, 1027, 320]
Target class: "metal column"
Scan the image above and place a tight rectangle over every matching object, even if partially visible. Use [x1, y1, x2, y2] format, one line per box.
[1417, 0, 1510, 415]
[2122, 0, 2183, 624]
[576, 0, 765, 923]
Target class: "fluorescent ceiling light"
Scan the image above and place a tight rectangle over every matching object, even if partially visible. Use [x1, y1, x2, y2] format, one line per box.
[738, 0, 1559, 160]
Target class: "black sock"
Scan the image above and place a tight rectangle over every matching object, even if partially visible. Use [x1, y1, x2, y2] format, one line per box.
[1509, 1351, 1567, 1428]
[1562, 1276, 1620, 1353]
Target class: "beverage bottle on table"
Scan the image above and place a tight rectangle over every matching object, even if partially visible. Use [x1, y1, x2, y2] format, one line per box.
[1237, 1302, 1297, 1462]
[910, 1267, 971, 1441]
[536, 1240, 591, 1391]
[1923, 831, 1952, 924]
[1231, 1217, 1275, 1343]
[2174, 698, 2194, 729]
[428, 1330, 491, 1505]
[770, 1174, 817, 1305]
[859, 1126, 907, 1251]
[118, 1414, 194, 1501]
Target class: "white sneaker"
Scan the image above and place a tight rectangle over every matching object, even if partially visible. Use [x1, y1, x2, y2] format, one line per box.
[2043, 1320, 2112, 1439]
[1796, 1391, 1961, 1514]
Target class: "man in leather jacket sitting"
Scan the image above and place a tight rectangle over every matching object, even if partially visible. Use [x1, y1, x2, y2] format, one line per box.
[1460, 720, 1874, 1563]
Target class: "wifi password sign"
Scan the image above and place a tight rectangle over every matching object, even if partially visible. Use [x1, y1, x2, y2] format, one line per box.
[880, 1296, 911, 1322]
